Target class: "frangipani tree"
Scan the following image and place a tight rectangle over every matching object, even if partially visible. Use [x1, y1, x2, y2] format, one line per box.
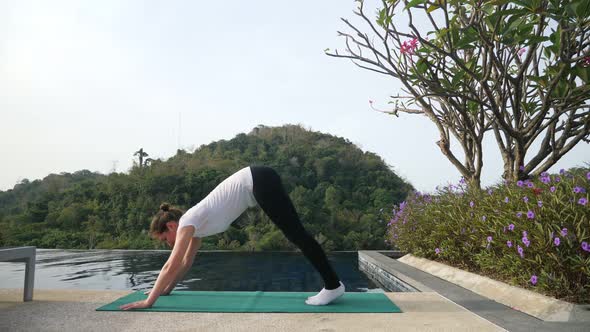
[328, 0, 590, 189]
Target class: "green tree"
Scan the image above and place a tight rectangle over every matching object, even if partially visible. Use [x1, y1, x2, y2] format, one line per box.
[134, 148, 149, 169]
[0, 125, 412, 250]
[328, 0, 590, 188]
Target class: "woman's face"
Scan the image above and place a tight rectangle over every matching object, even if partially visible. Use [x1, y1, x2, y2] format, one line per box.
[156, 221, 178, 248]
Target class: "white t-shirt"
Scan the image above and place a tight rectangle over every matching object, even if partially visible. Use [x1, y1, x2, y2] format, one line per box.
[178, 166, 258, 238]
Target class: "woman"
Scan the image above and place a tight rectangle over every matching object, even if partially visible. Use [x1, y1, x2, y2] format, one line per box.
[120, 166, 345, 310]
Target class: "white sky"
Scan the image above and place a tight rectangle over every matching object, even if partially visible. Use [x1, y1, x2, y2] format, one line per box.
[0, 0, 588, 192]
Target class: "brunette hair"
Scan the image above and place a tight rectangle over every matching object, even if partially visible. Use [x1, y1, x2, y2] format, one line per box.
[149, 203, 184, 236]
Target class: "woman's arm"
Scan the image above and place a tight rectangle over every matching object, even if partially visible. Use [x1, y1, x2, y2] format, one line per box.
[119, 226, 195, 310]
[162, 236, 202, 294]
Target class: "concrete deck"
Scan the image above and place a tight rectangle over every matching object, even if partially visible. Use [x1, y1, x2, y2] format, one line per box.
[0, 289, 504, 332]
[362, 252, 590, 332]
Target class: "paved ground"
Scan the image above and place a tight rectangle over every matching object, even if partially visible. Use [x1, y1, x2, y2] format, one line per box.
[374, 254, 590, 332]
[0, 288, 505, 332]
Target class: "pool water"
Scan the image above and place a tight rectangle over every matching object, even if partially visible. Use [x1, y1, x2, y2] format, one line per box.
[0, 250, 389, 292]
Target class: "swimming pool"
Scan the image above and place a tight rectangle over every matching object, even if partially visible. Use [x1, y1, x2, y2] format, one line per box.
[0, 250, 395, 292]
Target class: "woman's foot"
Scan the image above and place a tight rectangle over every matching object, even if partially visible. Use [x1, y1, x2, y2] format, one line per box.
[305, 282, 345, 305]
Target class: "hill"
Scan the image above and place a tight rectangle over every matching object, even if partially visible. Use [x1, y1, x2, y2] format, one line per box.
[0, 124, 413, 250]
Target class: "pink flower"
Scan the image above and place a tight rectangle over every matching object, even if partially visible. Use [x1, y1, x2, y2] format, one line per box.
[400, 38, 419, 56]
[518, 48, 526, 57]
[583, 56, 590, 67]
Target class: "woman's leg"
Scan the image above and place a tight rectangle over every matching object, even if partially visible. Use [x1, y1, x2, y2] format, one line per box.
[250, 166, 344, 303]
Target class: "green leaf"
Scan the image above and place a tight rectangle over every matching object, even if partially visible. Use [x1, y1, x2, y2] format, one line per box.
[467, 101, 479, 114]
[525, 35, 550, 45]
[543, 47, 551, 60]
[503, 17, 525, 35]
[377, 8, 387, 28]
[455, 27, 479, 49]
[574, 66, 590, 83]
[527, 75, 548, 88]
[488, 0, 510, 5]
[427, 4, 440, 13]
[404, 0, 427, 10]
[416, 59, 429, 75]
[452, 69, 466, 87]
[417, 46, 431, 55]
[466, 58, 477, 71]
[576, 0, 590, 17]
[565, 0, 590, 18]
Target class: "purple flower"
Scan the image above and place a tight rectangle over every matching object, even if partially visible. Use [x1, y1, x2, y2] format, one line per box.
[582, 242, 589, 252]
[540, 172, 548, 177]
[482, 215, 487, 221]
[522, 237, 530, 247]
[470, 201, 475, 208]
[540, 176, 550, 184]
[507, 240, 513, 248]
[554, 237, 561, 246]
[488, 189, 493, 195]
[523, 196, 529, 203]
[487, 236, 493, 243]
[527, 210, 535, 219]
[574, 186, 586, 194]
[504, 197, 509, 203]
[517, 180, 524, 187]
[579, 198, 588, 206]
[435, 248, 441, 254]
[517, 212, 523, 218]
[522, 231, 528, 237]
[559, 169, 565, 175]
[527, 182, 534, 188]
[508, 223, 515, 231]
[537, 201, 543, 207]
[555, 176, 561, 182]
[550, 186, 556, 193]
[517, 245, 524, 258]
[561, 228, 568, 237]
[519, 166, 525, 171]
[460, 177, 466, 184]
[587, 172, 590, 180]
[530, 275, 538, 285]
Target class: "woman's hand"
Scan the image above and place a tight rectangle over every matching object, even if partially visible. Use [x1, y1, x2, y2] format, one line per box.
[119, 300, 153, 310]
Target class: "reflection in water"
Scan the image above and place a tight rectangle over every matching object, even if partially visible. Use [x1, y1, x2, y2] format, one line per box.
[0, 250, 386, 292]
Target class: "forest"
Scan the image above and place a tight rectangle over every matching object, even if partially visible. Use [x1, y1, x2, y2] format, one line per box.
[0, 124, 412, 251]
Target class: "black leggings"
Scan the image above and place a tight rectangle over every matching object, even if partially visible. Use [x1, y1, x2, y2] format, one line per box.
[250, 166, 341, 290]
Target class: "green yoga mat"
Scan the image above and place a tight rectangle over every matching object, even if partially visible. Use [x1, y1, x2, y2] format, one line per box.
[97, 291, 402, 313]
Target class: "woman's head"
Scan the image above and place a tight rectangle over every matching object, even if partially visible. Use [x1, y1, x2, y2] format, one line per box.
[150, 203, 184, 247]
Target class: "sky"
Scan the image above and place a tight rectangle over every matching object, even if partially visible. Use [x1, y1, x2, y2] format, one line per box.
[0, 0, 588, 193]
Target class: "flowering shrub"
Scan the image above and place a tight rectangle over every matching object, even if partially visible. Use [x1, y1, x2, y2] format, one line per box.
[387, 168, 590, 303]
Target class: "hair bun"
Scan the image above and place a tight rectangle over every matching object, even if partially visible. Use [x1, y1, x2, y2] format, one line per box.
[160, 203, 170, 212]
